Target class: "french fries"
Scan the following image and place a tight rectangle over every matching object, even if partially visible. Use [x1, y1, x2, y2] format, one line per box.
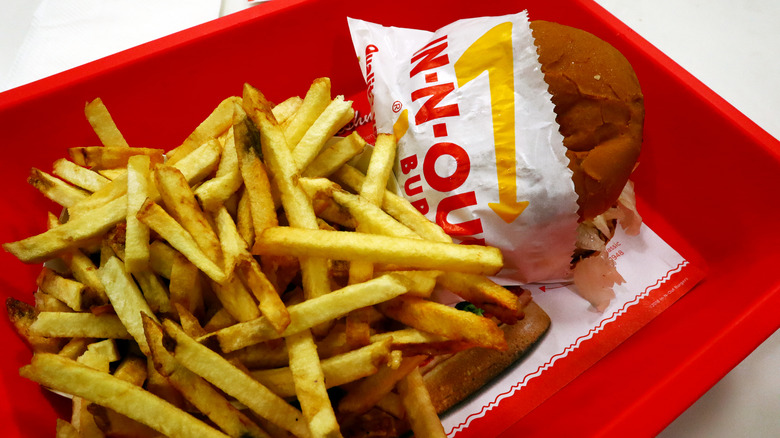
[4, 79, 534, 437]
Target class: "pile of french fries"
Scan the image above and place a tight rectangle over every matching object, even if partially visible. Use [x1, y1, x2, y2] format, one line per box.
[4, 78, 531, 438]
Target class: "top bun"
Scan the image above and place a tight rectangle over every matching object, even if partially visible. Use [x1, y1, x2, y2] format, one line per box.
[530, 20, 644, 221]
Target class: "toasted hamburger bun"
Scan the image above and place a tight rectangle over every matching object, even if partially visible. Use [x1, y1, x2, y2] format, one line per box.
[530, 20, 644, 221]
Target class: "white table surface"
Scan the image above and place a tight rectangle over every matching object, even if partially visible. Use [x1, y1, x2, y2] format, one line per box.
[1, 0, 779, 436]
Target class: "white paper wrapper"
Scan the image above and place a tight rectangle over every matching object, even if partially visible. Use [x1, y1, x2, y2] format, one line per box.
[348, 12, 580, 283]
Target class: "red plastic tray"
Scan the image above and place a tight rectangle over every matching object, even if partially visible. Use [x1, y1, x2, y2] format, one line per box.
[1, 0, 779, 436]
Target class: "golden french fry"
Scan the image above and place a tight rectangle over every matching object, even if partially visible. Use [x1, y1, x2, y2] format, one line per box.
[77, 339, 120, 372]
[251, 338, 392, 398]
[142, 316, 270, 438]
[210, 274, 262, 323]
[85, 97, 130, 148]
[242, 83, 331, 308]
[194, 127, 243, 211]
[302, 132, 366, 178]
[21, 353, 230, 438]
[154, 164, 223, 265]
[271, 96, 303, 124]
[133, 270, 172, 314]
[237, 257, 289, 334]
[113, 355, 148, 386]
[169, 252, 206, 320]
[282, 77, 331, 148]
[36, 267, 86, 311]
[292, 95, 355, 172]
[377, 295, 507, 351]
[162, 320, 310, 438]
[285, 329, 341, 438]
[125, 154, 152, 273]
[69, 146, 164, 169]
[253, 227, 503, 276]
[52, 158, 111, 192]
[213, 206, 249, 277]
[346, 133, 397, 347]
[149, 240, 176, 279]
[332, 164, 452, 243]
[212, 273, 410, 353]
[234, 105, 278, 240]
[99, 256, 159, 355]
[397, 368, 447, 438]
[437, 272, 522, 315]
[29, 311, 131, 339]
[28, 168, 90, 208]
[60, 248, 109, 304]
[337, 355, 426, 416]
[167, 96, 239, 164]
[136, 199, 226, 284]
[6, 298, 67, 353]
[58, 337, 94, 360]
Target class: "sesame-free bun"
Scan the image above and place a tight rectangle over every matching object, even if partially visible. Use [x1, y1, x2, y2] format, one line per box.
[530, 20, 644, 221]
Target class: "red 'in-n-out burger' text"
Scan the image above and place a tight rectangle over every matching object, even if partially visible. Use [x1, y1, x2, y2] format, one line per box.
[399, 35, 486, 245]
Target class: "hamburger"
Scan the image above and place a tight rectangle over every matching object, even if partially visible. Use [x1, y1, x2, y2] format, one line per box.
[343, 19, 645, 436]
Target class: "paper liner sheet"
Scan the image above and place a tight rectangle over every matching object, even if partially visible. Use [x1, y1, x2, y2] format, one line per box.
[439, 224, 705, 437]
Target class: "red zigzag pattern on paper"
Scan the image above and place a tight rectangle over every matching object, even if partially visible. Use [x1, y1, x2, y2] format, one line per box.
[447, 261, 690, 437]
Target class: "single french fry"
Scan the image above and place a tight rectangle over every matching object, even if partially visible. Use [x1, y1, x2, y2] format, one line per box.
[133, 270, 172, 314]
[292, 95, 355, 172]
[212, 273, 410, 353]
[113, 355, 148, 386]
[20, 353, 230, 438]
[346, 133, 397, 347]
[282, 77, 332, 149]
[437, 272, 522, 315]
[210, 276, 262, 323]
[99, 256, 159, 355]
[154, 165, 223, 266]
[377, 295, 507, 351]
[77, 339, 120, 372]
[36, 267, 86, 311]
[6, 298, 67, 353]
[169, 252, 206, 320]
[253, 227, 503, 276]
[149, 240, 176, 279]
[302, 132, 366, 178]
[28, 168, 90, 208]
[397, 368, 447, 438]
[167, 96, 240, 164]
[237, 257, 289, 334]
[242, 83, 331, 309]
[332, 164, 452, 243]
[271, 96, 303, 124]
[58, 337, 94, 360]
[236, 186, 255, 248]
[194, 127, 243, 211]
[162, 320, 310, 438]
[125, 154, 152, 273]
[251, 338, 392, 398]
[60, 249, 109, 304]
[234, 105, 278, 240]
[69, 146, 164, 170]
[85, 97, 130, 148]
[337, 355, 426, 416]
[285, 329, 342, 438]
[52, 158, 111, 192]
[213, 206, 249, 278]
[136, 199, 226, 284]
[29, 311, 131, 339]
[142, 316, 270, 438]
